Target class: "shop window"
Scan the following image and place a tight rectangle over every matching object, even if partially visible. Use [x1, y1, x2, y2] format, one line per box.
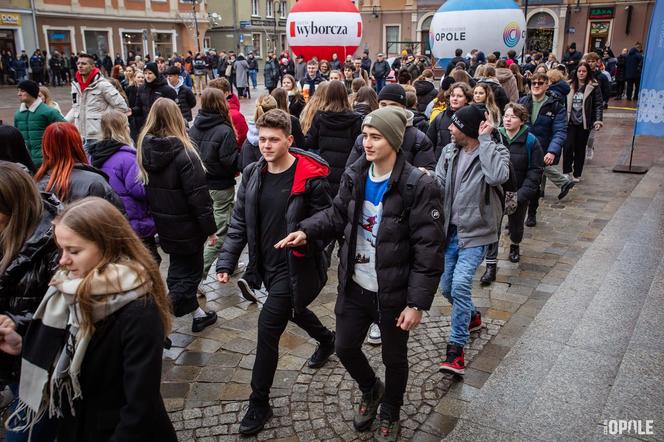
[47, 29, 72, 57]
[123, 32, 144, 59]
[84, 30, 110, 58]
[527, 12, 555, 53]
[154, 32, 174, 57]
[0, 30, 16, 55]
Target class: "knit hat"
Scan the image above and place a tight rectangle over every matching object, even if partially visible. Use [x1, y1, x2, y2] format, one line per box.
[362, 107, 407, 152]
[18, 80, 39, 99]
[144, 62, 159, 77]
[377, 83, 407, 106]
[450, 105, 486, 139]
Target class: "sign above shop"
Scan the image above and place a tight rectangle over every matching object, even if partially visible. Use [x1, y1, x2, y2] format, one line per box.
[0, 13, 21, 26]
[589, 7, 614, 19]
[251, 18, 286, 27]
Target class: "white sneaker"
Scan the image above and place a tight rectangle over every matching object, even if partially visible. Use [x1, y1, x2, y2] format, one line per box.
[572, 176, 581, 183]
[367, 323, 382, 345]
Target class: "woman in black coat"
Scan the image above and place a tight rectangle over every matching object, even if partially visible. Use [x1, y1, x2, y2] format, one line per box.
[138, 98, 218, 330]
[304, 80, 362, 196]
[188, 88, 239, 275]
[132, 63, 177, 135]
[427, 82, 473, 160]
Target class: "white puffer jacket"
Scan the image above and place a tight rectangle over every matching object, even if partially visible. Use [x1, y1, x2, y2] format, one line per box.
[65, 72, 129, 141]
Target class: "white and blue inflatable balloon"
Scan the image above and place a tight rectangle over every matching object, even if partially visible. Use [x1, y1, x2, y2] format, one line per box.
[430, 0, 526, 68]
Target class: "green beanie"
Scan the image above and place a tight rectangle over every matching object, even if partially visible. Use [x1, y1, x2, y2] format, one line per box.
[362, 107, 407, 152]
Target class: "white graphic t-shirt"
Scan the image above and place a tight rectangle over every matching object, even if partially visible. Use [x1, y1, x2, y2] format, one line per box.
[353, 165, 391, 292]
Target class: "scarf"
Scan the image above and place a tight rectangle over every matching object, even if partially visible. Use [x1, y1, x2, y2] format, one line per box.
[75, 67, 100, 92]
[7, 263, 149, 433]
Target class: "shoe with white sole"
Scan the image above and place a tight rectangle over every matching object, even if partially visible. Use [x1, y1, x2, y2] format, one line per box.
[367, 323, 382, 345]
[238, 278, 258, 303]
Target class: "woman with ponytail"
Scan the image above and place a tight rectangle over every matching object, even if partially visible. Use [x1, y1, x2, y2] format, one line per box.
[241, 94, 278, 168]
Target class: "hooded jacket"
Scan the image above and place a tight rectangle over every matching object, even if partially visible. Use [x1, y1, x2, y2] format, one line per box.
[0, 192, 61, 385]
[566, 80, 603, 130]
[299, 153, 444, 313]
[347, 109, 436, 170]
[497, 126, 544, 203]
[427, 107, 456, 161]
[132, 76, 177, 132]
[216, 149, 332, 312]
[169, 76, 197, 122]
[304, 110, 363, 196]
[227, 93, 249, 147]
[140, 135, 217, 254]
[518, 93, 568, 159]
[435, 135, 511, 248]
[65, 71, 130, 140]
[414, 80, 438, 112]
[189, 111, 239, 190]
[241, 122, 261, 169]
[547, 80, 571, 107]
[88, 140, 156, 238]
[495, 67, 519, 102]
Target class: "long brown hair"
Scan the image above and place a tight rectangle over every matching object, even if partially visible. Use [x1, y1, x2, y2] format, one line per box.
[473, 83, 501, 122]
[270, 87, 289, 112]
[0, 161, 43, 274]
[200, 88, 237, 140]
[101, 111, 133, 147]
[322, 80, 351, 112]
[299, 81, 330, 134]
[352, 86, 379, 111]
[54, 197, 172, 335]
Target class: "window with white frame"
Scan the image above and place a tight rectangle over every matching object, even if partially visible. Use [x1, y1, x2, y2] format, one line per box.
[266, 0, 273, 17]
[252, 33, 262, 57]
[251, 0, 259, 16]
[385, 25, 400, 57]
[280, 1, 287, 17]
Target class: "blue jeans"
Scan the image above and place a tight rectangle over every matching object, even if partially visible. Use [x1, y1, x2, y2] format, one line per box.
[249, 69, 257, 88]
[375, 78, 386, 93]
[6, 383, 57, 442]
[439, 226, 486, 347]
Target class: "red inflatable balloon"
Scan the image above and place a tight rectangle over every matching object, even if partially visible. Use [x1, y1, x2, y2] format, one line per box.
[286, 0, 363, 61]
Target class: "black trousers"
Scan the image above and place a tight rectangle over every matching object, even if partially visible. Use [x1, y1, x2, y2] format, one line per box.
[335, 281, 409, 420]
[167, 248, 204, 317]
[626, 78, 640, 100]
[563, 123, 590, 178]
[486, 201, 529, 262]
[142, 235, 162, 265]
[250, 291, 334, 407]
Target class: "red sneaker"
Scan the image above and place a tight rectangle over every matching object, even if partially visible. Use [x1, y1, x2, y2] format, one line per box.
[439, 344, 465, 375]
[469, 311, 482, 332]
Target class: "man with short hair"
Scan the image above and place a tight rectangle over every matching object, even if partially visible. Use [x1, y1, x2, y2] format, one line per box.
[300, 60, 324, 99]
[330, 52, 341, 70]
[518, 72, 573, 228]
[294, 54, 307, 82]
[216, 109, 336, 436]
[65, 53, 129, 145]
[14, 80, 65, 166]
[435, 106, 510, 375]
[371, 53, 391, 93]
[278, 106, 444, 441]
[562, 42, 582, 75]
[446, 48, 466, 76]
[361, 50, 372, 75]
[165, 65, 196, 124]
[247, 51, 258, 90]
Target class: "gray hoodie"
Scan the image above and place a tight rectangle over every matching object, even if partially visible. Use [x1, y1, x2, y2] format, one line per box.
[435, 134, 510, 248]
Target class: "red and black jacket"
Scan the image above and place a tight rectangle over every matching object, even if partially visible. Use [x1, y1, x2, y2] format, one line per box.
[216, 148, 332, 312]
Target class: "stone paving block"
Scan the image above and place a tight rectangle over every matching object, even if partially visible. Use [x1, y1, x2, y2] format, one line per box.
[186, 337, 223, 353]
[197, 367, 234, 383]
[444, 418, 514, 441]
[219, 383, 252, 401]
[206, 351, 242, 367]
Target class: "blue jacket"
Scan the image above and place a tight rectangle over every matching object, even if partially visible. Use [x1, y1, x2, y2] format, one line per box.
[518, 94, 567, 159]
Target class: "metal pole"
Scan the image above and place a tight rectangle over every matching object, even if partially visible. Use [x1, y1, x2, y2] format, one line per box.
[193, 0, 201, 53]
[522, 0, 529, 62]
[30, 0, 39, 52]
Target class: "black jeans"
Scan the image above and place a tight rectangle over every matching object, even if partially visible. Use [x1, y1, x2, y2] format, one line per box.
[626, 78, 640, 100]
[335, 281, 409, 420]
[167, 248, 204, 317]
[142, 235, 162, 265]
[563, 123, 590, 178]
[486, 201, 529, 262]
[250, 291, 334, 407]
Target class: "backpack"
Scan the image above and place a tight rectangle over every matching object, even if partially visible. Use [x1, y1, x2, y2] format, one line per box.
[399, 166, 426, 213]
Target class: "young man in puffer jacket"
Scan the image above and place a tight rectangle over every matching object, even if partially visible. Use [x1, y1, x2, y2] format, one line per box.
[165, 66, 196, 125]
[278, 107, 444, 441]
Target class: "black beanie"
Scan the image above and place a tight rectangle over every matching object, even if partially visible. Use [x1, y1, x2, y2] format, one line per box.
[18, 80, 39, 99]
[144, 62, 159, 78]
[450, 105, 485, 139]
[377, 83, 407, 106]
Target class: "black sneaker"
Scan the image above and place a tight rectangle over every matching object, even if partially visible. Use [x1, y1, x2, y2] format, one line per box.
[353, 379, 385, 432]
[509, 244, 520, 263]
[480, 264, 496, 286]
[525, 214, 537, 227]
[308, 332, 335, 368]
[374, 417, 401, 441]
[558, 180, 575, 200]
[191, 311, 217, 333]
[237, 278, 258, 303]
[238, 404, 273, 435]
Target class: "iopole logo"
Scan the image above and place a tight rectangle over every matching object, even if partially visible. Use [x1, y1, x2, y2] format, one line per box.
[503, 22, 521, 47]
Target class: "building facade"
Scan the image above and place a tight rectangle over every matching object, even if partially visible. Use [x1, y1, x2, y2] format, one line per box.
[205, 0, 293, 58]
[0, 0, 39, 55]
[34, 0, 208, 61]
[359, 0, 654, 61]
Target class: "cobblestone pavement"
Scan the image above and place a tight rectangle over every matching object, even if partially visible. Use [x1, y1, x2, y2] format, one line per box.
[0, 85, 659, 440]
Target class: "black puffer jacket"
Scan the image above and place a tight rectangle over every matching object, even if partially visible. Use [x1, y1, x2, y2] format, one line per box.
[304, 110, 362, 195]
[427, 107, 456, 160]
[288, 95, 305, 119]
[497, 127, 544, 203]
[346, 117, 436, 170]
[290, 115, 306, 149]
[0, 192, 61, 384]
[173, 81, 197, 122]
[353, 103, 373, 119]
[216, 150, 332, 312]
[479, 78, 509, 112]
[132, 76, 177, 132]
[189, 111, 239, 190]
[300, 153, 445, 312]
[140, 135, 217, 254]
[412, 110, 430, 134]
[414, 80, 438, 112]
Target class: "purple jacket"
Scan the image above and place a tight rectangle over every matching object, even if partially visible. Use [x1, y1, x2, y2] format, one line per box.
[88, 141, 156, 238]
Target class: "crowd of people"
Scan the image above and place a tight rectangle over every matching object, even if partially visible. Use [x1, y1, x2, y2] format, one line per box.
[0, 40, 635, 442]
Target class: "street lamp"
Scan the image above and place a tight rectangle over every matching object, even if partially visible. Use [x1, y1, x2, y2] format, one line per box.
[273, 0, 281, 53]
[189, 0, 202, 53]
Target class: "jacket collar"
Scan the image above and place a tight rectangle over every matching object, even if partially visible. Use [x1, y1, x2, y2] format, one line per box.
[350, 151, 407, 190]
[257, 148, 331, 195]
[20, 97, 43, 113]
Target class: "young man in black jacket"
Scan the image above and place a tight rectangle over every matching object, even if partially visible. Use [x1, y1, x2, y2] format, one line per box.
[216, 109, 335, 436]
[165, 66, 196, 125]
[277, 107, 445, 441]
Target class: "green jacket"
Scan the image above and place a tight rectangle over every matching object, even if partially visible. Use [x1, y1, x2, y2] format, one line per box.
[14, 99, 65, 167]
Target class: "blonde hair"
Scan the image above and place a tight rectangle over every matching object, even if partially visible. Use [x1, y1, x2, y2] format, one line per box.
[39, 86, 55, 106]
[474, 64, 486, 79]
[473, 83, 501, 122]
[546, 68, 565, 84]
[136, 98, 202, 184]
[254, 94, 278, 121]
[101, 111, 133, 147]
[299, 81, 330, 134]
[0, 162, 43, 274]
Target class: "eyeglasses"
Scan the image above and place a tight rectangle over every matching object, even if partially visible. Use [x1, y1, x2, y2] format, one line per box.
[532, 81, 546, 86]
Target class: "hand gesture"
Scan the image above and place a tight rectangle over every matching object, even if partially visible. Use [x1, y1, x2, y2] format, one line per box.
[216, 272, 230, 283]
[274, 231, 307, 249]
[396, 307, 423, 331]
[479, 111, 495, 136]
[0, 326, 22, 355]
